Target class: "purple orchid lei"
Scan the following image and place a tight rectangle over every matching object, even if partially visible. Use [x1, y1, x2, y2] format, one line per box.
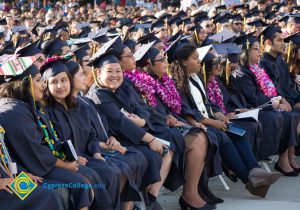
[249, 64, 277, 97]
[207, 77, 227, 114]
[124, 69, 182, 114]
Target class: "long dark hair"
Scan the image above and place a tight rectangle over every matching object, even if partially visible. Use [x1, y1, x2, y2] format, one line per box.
[169, 44, 197, 95]
[43, 72, 77, 110]
[284, 43, 300, 81]
[0, 79, 32, 104]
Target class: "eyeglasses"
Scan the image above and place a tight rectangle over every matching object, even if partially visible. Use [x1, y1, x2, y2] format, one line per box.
[121, 53, 134, 58]
[234, 22, 243, 26]
[153, 57, 165, 62]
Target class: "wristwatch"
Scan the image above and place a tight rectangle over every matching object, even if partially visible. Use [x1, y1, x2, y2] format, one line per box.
[234, 109, 241, 114]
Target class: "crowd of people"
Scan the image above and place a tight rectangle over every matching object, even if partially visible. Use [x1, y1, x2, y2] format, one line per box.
[0, 0, 300, 210]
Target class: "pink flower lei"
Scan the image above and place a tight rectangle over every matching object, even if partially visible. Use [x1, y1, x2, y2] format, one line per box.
[207, 77, 227, 114]
[124, 70, 182, 114]
[249, 64, 277, 97]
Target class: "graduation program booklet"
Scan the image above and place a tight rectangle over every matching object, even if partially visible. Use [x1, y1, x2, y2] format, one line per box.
[226, 123, 246, 137]
[235, 109, 260, 122]
[59, 140, 78, 162]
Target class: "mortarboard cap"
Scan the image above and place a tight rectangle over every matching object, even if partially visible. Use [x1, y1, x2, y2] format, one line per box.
[283, 32, 300, 46]
[134, 41, 155, 62]
[233, 4, 249, 11]
[15, 41, 42, 56]
[138, 32, 162, 45]
[41, 38, 70, 57]
[0, 56, 38, 82]
[265, 10, 278, 20]
[11, 26, 28, 34]
[88, 49, 119, 68]
[40, 53, 74, 79]
[65, 60, 81, 76]
[229, 14, 243, 22]
[193, 13, 209, 24]
[209, 28, 237, 43]
[245, 9, 260, 19]
[246, 19, 268, 27]
[233, 32, 257, 47]
[215, 5, 227, 13]
[123, 38, 138, 53]
[176, 10, 188, 19]
[197, 45, 212, 61]
[151, 19, 165, 30]
[165, 35, 182, 63]
[258, 24, 282, 42]
[168, 16, 182, 26]
[189, 24, 203, 32]
[214, 14, 231, 24]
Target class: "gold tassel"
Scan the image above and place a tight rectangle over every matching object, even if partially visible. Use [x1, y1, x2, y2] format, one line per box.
[287, 40, 292, 65]
[29, 75, 36, 110]
[202, 62, 206, 86]
[194, 30, 200, 46]
[246, 39, 250, 50]
[182, 21, 185, 33]
[226, 59, 230, 85]
[165, 19, 170, 36]
[243, 17, 247, 32]
[260, 35, 264, 55]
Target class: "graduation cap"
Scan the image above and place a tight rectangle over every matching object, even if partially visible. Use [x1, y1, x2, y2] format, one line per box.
[245, 9, 260, 19]
[138, 32, 162, 45]
[134, 41, 155, 62]
[89, 36, 120, 64]
[65, 60, 81, 76]
[215, 5, 227, 13]
[0, 56, 39, 82]
[158, 13, 172, 22]
[11, 26, 28, 34]
[75, 22, 91, 31]
[285, 14, 300, 24]
[197, 45, 213, 61]
[88, 27, 108, 40]
[40, 53, 74, 79]
[135, 23, 152, 29]
[118, 18, 134, 29]
[246, 19, 268, 27]
[229, 14, 243, 23]
[258, 24, 281, 42]
[192, 12, 209, 25]
[151, 19, 165, 30]
[15, 41, 42, 56]
[41, 38, 70, 57]
[137, 15, 158, 23]
[167, 30, 184, 44]
[209, 28, 237, 43]
[71, 44, 90, 62]
[67, 37, 91, 46]
[265, 10, 277, 20]
[226, 44, 242, 63]
[176, 10, 188, 19]
[123, 38, 138, 53]
[165, 35, 182, 63]
[214, 14, 231, 24]
[233, 32, 257, 48]
[87, 49, 119, 68]
[233, 4, 249, 11]
[189, 24, 203, 32]
[168, 16, 182, 26]
[284, 32, 300, 63]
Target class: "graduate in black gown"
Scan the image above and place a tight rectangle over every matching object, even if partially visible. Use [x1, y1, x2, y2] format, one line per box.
[117, 42, 221, 209]
[230, 34, 300, 176]
[40, 56, 122, 210]
[168, 42, 281, 198]
[0, 57, 93, 210]
[0, 125, 65, 210]
[65, 60, 148, 210]
[86, 50, 176, 210]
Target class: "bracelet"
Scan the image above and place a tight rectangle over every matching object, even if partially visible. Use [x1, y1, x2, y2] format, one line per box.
[148, 137, 155, 145]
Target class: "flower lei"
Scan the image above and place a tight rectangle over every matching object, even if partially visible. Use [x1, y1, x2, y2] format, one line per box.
[36, 111, 66, 160]
[124, 70, 182, 114]
[207, 77, 227, 114]
[249, 64, 277, 97]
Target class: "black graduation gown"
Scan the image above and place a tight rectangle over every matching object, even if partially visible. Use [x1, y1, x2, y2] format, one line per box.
[45, 102, 122, 210]
[116, 83, 186, 191]
[120, 76, 220, 179]
[0, 98, 92, 210]
[77, 95, 147, 200]
[0, 166, 65, 210]
[260, 52, 300, 107]
[230, 66, 298, 155]
[86, 85, 163, 189]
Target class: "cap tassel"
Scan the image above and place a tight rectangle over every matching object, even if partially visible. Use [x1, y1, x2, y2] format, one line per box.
[165, 19, 170, 36]
[243, 17, 247, 32]
[260, 35, 264, 55]
[287, 40, 292, 65]
[202, 62, 206, 86]
[226, 59, 230, 85]
[29, 74, 36, 110]
[194, 30, 200, 46]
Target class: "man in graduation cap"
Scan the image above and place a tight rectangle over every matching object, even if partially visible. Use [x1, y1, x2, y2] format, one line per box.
[260, 25, 300, 110]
